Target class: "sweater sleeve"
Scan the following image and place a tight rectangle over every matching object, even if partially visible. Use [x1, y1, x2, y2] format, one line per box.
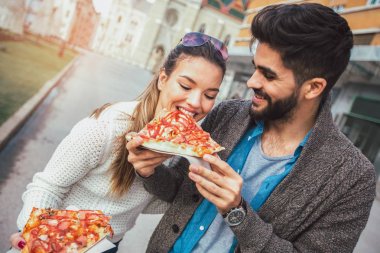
[232, 159, 376, 253]
[17, 117, 108, 229]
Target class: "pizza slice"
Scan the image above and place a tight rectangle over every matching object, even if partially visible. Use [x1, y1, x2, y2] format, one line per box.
[21, 208, 113, 253]
[137, 110, 224, 157]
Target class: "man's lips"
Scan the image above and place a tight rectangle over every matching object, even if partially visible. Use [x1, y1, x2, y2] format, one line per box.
[252, 92, 266, 105]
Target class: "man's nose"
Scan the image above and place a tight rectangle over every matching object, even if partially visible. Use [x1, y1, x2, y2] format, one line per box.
[247, 71, 262, 89]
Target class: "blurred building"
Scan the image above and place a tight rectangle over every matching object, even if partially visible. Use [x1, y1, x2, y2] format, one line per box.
[0, 0, 26, 34]
[224, 0, 380, 175]
[92, 0, 246, 72]
[91, 0, 147, 62]
[23, 0, 99, 49]
[24, 0, 58, 36]
[68, 0, 99, 48]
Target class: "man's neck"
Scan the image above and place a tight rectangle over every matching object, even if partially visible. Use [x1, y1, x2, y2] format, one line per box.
[261, 102, 318, 157]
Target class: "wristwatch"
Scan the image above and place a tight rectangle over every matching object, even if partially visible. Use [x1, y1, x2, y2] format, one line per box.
[222, 197, 247, 227]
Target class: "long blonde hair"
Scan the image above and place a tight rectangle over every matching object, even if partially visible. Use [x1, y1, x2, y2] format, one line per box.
[92, 42, 226, 198]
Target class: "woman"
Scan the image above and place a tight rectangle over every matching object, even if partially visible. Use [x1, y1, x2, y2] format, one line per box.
[9, 32, 228, 252]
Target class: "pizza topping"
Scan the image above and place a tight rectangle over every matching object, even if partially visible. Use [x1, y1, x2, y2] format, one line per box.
[138, 110, 224, 157]
[21, 208, 114, 253]
[47, 219, 58, 226]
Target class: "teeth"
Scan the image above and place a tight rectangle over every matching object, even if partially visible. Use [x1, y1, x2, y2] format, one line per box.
[179, 108, 195, 117]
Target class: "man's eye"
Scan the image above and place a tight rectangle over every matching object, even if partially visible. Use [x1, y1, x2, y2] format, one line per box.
[263, 73, 275, 80]
[179, 84, 191, 90]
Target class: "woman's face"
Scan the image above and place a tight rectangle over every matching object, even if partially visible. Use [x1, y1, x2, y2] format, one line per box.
[155, 56, 224, 122]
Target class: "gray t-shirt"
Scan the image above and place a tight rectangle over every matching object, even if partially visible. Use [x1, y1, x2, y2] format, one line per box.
[192, 136, 293, 253]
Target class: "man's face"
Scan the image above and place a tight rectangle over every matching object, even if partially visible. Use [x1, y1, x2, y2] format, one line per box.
[247, 43, 300, 122]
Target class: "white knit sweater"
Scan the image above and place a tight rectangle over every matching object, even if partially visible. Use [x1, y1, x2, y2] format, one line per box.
[17, 101, 169, 242]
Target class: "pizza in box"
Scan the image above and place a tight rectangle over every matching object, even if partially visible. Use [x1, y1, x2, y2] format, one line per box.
[137, 110, 224, 157]
[21, 207, 113, 253]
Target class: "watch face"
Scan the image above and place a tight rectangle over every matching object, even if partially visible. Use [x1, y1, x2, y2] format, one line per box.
[227, 209, 245, 226]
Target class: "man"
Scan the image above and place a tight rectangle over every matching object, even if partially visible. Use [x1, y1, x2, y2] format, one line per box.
[127, 3, 376, 252]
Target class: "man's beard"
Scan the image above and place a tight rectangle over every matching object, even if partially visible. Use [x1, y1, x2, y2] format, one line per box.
[249, 88, 299, 123]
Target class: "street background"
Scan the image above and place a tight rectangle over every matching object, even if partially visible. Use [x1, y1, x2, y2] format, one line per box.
[1, 0, 380, 252]
[0, 52, 163, 252]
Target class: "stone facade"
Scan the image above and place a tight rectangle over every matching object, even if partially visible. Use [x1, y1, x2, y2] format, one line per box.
[0, 0, 26, 34]
[92, 0, 242, 71]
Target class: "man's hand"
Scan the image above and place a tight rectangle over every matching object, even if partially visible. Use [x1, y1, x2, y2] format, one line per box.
[126, 133, 171, 177]
[188, 154, 243, 214]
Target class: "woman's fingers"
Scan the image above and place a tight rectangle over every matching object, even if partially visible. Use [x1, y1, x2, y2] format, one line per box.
[10, 232, 25, 250]
[126, 133, 171, 177]
[125, 131, 138, 142]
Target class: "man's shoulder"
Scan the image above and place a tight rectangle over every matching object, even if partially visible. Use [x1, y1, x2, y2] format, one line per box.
[213, 99, 251, 117]
[325, 128, 375, 177]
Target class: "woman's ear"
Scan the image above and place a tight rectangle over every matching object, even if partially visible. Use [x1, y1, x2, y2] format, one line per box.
[303, 77, 327, 100]
[158, 70, 168, 91]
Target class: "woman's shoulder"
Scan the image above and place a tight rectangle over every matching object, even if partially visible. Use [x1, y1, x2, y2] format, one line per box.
[97, 101, 139, 121]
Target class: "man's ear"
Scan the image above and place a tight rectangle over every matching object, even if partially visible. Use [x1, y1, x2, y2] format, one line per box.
[303, 78, 327, 100]
[158, 70, 168, 91]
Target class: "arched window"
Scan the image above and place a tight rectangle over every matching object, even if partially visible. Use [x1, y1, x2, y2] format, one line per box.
[198, 23, 206, 33]
[224, 34, 231, 46]
[165, 8, 179, 27]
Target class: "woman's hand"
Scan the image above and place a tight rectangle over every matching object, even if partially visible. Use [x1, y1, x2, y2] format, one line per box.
[9, 232, 26, 250]
[126, 133, 171, 177]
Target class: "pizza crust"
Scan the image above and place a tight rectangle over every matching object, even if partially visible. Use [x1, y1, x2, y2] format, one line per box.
[142, 140, 200, 157]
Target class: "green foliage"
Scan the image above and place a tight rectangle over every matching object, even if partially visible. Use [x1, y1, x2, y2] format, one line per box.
[0, 35, 76, 126]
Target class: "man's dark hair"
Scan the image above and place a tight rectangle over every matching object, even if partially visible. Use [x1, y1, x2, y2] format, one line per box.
[251, 3, 353, 99]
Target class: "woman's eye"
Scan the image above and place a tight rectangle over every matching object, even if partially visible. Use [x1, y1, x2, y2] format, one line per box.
[179, 84, 191, 90]
[205, 94, 217, 100]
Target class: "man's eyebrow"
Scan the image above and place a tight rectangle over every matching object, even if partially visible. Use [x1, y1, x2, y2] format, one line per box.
[179, 75, 219, 92]
[252, 59, 278, 78]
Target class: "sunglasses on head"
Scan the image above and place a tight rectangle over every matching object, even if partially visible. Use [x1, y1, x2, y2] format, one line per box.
[180, 32, 229, 61]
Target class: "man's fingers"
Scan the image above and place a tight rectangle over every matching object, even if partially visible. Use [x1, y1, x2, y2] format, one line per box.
[195, 183, 230, 212]
[203, 154, 239, 178]
[188, 170, 228, 198]
[189, 164, 225, 187]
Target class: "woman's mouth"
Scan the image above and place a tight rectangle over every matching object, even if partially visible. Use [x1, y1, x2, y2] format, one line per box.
[178, 107, 196, 117]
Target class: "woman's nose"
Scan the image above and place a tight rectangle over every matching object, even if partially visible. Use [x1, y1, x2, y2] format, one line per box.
[187, 92, 202, 108]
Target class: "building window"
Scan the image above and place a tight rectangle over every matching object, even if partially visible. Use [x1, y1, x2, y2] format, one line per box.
[165, 8, 179, 27]
[353, 33, 375, 45]
[125, 34, 133, 43]
[224, 35, 231, 47]
[198, 23, 206, 33]
[331, 4, 345, 12]
[368, 0, 380, 5]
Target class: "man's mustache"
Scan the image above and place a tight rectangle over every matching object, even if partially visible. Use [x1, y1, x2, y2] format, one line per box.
[252, 89, 270, 100]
